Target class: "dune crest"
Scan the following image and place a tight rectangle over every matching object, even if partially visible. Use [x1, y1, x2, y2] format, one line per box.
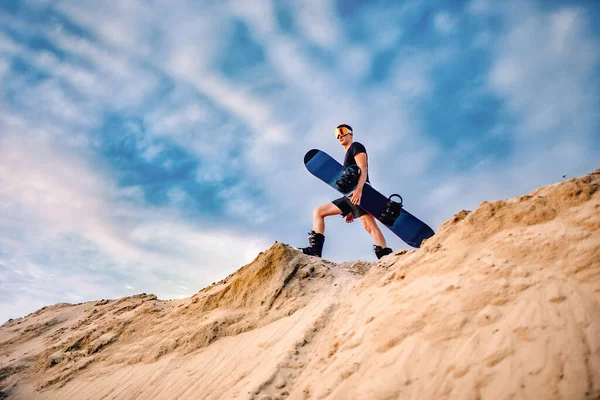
[1, 169, 599, 399]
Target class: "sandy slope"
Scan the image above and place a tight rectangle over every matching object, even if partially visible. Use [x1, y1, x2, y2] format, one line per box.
[1, 169, 599, 400]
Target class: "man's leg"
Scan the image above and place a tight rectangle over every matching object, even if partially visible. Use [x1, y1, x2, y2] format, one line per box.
[359, 214, 387, 247]
[360, 214, 393, 259]
[301, 202, 343, 257]
[313, 203, 343, 234]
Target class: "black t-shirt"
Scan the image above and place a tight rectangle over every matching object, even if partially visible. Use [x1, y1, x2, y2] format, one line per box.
[344, 141, 369, 183]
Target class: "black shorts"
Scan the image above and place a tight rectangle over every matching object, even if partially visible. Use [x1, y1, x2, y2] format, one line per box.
[332, 197, 368, 219]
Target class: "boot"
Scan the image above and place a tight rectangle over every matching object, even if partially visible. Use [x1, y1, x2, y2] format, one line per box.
[301, 231, 325, 257]
[374, 245, 393, 259]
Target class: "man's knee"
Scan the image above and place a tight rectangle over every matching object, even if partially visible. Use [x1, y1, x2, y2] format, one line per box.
[314, 204, 331, 218]
[313, 207, 323, 218]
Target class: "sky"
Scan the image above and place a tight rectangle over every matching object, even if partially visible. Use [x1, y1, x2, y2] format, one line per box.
[1, 0, 599, 323]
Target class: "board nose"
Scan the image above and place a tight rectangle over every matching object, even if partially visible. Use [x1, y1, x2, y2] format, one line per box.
[304, 149, 319, 164]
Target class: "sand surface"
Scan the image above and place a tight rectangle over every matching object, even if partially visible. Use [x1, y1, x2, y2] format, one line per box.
[1, 169, 599, 399]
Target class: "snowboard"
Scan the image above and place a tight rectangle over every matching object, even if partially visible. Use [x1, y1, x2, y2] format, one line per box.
[304, 149, 435, 248]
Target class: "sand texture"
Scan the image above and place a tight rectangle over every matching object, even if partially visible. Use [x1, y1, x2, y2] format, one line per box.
[1, 169, 599, 399]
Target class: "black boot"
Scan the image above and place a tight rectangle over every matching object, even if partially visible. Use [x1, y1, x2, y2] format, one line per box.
[301, 231, 325, 257]
[374, 245, 393, 259]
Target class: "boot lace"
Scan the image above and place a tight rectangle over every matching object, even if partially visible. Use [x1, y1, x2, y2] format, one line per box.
[308, 232, 320, 246]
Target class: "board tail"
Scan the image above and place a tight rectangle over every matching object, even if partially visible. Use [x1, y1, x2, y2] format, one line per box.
[406, 224, 435, 248]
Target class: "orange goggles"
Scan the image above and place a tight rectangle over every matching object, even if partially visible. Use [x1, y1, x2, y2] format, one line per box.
[335, 126, 353, 139]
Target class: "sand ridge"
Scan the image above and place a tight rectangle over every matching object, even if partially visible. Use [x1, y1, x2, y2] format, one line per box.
[1, 168, 599, 399]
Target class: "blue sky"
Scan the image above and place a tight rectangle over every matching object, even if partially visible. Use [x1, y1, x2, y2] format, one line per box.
[1, 0, 599, 323]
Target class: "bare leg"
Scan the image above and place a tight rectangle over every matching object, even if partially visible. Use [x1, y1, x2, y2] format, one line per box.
[312, 203, 343, 234]
[359, 214, 387, 247]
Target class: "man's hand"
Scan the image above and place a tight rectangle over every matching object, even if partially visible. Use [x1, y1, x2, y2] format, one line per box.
[344, 213, 354, 223]
[349, 187, 363, 205]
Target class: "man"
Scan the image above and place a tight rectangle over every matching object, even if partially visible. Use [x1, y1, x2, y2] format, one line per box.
[301, 124, 393, 260]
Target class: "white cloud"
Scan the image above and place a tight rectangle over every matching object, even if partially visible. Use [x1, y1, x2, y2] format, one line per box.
[340, 46, 372, 80]
[0, 32, 106, 130]
[420, 1, 600, 236]
[472, 30, 493, 48]
[0, 32, 18, 53]
[167, 61, 284, 143]
[0, 57, 9, 77]
[140, 144, 164, 162]
[128, 221, 269, 266]
[230, 1, 356, 111]
[0, 125, 271, 321]
[390, 47, 456, 99]
[550, 9, 583, 51]
[143, 85, 215, 135]
[148, 104, 210, 134]
[290, 0, 344, 47]
[40, 27, 159, 110]
[56, 0, 155, 57]
[357, 1, 428, 53]
[166, 187, 188, 206]
[468, 0, 497, 16]
[0, 132, 133, 259]
[141, 86, 245, 184]
[23, 0, 55, 8]
[196, 163, 227, 183]
[489, 6, 599, 142]
[3, 66, 100, 129]
[434, 12, 457, 35]
[217, 183, 270, 225]
[164, 49, 295, 177]
[229, 0, 278, 37]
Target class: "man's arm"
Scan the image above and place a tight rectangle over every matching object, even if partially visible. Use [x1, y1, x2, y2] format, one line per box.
[350, 152, 367, 205]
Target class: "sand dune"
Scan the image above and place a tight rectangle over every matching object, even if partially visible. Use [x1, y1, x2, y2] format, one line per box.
[1, 169, 599, 399]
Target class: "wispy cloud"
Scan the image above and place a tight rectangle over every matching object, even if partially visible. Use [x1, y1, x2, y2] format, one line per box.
[0, 119, 270, 321]
[289, 0, 344, 48]
[434, 12, 458, 35]
[423, 0, 600, 214]
[490, 6, 599, 142]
